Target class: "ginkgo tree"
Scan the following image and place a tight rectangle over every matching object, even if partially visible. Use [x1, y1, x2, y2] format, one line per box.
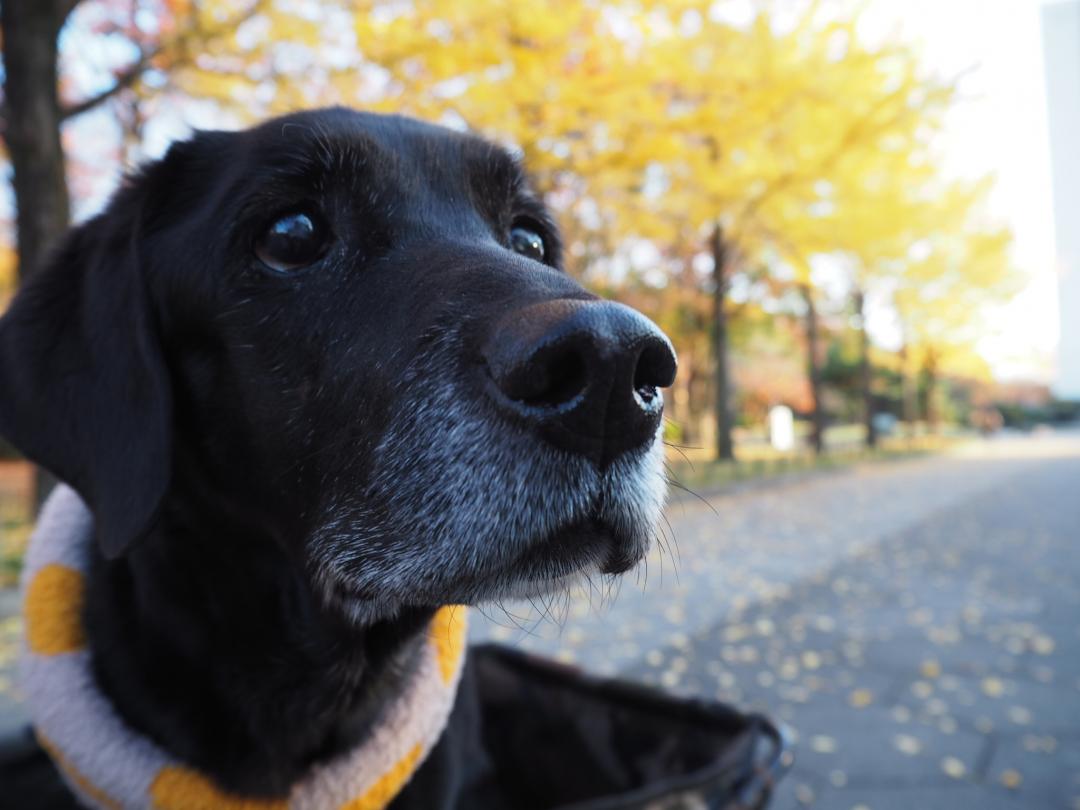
[648, 4, 981, 456]
[890, 181, 1017, 428]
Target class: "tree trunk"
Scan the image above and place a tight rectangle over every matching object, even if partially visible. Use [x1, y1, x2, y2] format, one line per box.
[1, 0, 78, 507]
[854, 289, 877, 449]
[1, 0, 74, 285]
[899, 339, 917, 440]
[711, 224, 735, 461]
[670, 350, 692, 444]
[802, 284, 825, 455]
[923, 348, 940, 433]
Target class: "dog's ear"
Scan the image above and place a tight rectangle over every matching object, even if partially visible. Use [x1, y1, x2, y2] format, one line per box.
[0, 208, 172, 558]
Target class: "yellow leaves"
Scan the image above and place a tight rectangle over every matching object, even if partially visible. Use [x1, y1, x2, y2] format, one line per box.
[177, 70, 246, 104]
[1000, 769, 1023, 789]
[887, 175, 1020, 376]
[848, 688, 874, 708]
[941, 756, 967, 779]
[0, 244, 15, 311]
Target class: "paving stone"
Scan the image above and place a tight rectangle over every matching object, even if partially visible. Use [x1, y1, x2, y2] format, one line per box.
[985, 733, 1080, 808]
[894, 670, 1080, 736]
[797, 784, 1029, 810]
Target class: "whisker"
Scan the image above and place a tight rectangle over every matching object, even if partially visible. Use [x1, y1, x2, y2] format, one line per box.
[494, 599, 543, 639]
[663, 441, 697, 469]
[660, 510, 682, 571]
[665, 474, 719, 517]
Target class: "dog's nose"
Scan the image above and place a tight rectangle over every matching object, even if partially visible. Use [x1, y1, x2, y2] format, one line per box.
[483, 299, 676, 466]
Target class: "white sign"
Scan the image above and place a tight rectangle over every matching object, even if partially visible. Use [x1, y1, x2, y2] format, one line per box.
[769, 405, 795, 452]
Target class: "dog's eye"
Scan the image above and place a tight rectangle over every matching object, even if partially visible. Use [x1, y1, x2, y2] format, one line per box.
[255, 212, 330, 273]
[510, 225, 545, 262]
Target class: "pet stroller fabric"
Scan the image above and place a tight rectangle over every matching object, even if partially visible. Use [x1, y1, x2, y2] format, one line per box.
[395, 644, 791, 810]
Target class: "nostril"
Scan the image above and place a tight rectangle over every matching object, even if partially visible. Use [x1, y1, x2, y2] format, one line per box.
[635, 383, 658, 406]
[527, 347, 588, 408]
[633, 340, 677, 406]
[494, 343, 589, 409]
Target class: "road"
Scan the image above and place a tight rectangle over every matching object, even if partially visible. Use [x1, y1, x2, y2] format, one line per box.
[1, 430, 1078, 808]
[469, 429, 1080, 809]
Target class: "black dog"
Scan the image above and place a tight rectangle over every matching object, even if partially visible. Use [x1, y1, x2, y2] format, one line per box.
[0, 108, 675, 804]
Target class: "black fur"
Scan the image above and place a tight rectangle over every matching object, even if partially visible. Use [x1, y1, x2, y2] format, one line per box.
[0, 108, 675, 798]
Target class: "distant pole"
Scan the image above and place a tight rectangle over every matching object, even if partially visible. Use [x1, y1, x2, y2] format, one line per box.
[855, 289, 877, 449]
[712, 224, 735, 461]
[802, 284, 825, 455]
[899, 334, 917, 441]
[923, 348, 940, 433]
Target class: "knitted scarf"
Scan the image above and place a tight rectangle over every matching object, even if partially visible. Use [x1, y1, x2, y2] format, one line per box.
[20, 485, 468, 810]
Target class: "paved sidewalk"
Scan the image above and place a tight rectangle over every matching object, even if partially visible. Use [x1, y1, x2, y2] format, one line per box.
[470, 431, 1080, 809]
[630, 445, 1080, 808]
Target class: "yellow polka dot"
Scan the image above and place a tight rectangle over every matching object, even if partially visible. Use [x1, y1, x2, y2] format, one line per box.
[340, 744, 423, 810]
[149, 766, 287, 810]
[25, 564, 86, 655]
[429, 606, 467, 684]
[37, 733, 121, 810]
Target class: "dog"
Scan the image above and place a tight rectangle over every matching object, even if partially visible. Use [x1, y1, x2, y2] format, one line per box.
[0, 107, 676, 806]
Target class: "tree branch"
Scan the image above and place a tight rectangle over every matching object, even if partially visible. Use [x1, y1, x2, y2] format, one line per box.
[734, 81, 932, 232]
[60, 49, 159, 121]
[57, 0, 85, 26]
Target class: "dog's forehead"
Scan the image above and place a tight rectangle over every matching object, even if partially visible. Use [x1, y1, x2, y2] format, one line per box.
[248, 108, 523, 193]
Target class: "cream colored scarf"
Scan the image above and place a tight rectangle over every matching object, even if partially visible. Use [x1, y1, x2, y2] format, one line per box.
[20, 485, 467, 810]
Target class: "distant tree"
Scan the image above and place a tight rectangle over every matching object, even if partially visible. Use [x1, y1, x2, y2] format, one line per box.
[624, 6, 961, 456]
[2, 0, 77, 288]
[890, 179, 1018, 431]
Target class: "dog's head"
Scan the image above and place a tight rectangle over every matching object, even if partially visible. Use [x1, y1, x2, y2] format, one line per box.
[0, 108, 675, 622]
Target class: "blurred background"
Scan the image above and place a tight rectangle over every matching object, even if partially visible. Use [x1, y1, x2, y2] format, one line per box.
[1, 1, 1079, 808]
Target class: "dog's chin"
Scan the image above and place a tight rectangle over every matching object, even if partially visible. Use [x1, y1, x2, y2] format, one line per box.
[495, 571, 591, 601]
[469, 516, 648, 604]
[316, 517, 649, 626]
[521, 516, 650, 579]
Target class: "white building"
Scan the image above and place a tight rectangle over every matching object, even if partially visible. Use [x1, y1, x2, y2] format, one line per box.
[1044, 0, 1080, 399]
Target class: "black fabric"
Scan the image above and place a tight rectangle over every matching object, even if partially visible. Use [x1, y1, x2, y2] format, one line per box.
[0, 646, 783, 810]
[0, 727, 79, 810]
[395, 645, 772, 810]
